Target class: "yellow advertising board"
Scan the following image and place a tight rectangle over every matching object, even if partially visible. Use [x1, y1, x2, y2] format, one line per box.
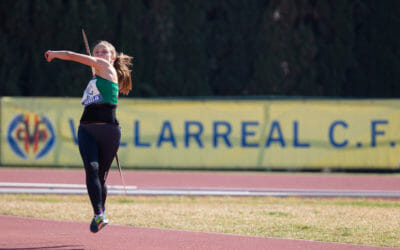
[0, 97, 82, 166]
[1, 97, 400, 169]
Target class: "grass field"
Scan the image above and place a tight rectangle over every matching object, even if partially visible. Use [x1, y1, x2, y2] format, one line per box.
[0, 194, 399, 247]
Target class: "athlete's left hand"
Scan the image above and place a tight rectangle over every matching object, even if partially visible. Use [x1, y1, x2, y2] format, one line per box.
[44, 50, 54, 62]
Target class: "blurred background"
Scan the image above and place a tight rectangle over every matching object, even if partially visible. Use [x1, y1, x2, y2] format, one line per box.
[1, 0, 400, 171]
[1, 0, 400, 99]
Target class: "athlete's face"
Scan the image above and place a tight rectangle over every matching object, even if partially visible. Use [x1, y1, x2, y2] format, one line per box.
[93, 44, 115, 64]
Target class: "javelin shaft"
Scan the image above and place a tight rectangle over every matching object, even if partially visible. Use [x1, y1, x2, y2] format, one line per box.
[115, 153, 127, 195]
[81, 29, 95, 76]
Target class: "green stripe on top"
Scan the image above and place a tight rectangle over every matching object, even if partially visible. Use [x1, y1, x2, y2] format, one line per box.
[95, 75, 119, 104]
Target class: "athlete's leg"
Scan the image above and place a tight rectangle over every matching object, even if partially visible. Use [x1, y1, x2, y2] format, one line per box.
[78, 125, 103, 214]
[100, 170, 109, 212]
[97, 125, 121, 212]
[102, 183, 108, 212]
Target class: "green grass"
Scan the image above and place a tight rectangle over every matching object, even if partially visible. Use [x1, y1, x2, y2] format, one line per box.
[0, 194, 399, 247]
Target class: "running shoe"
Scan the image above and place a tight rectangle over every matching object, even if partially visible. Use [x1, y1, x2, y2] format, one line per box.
[90, 213, 109, 233]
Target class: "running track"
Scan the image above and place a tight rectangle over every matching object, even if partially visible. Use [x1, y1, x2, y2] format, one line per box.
[0, 168, 399, 250]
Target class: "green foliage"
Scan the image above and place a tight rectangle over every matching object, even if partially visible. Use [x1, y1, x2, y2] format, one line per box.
[0, 0, 399, 97]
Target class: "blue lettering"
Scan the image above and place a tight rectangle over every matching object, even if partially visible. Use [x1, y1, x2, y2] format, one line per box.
[371, 120, 388, 147]
[293, 121, 310, 147]
[134, 120, 151, 147]
[241, 122, 259, 147]
[265, 121, 285, 147]
[329, 121, 348, 148]
[68, 119, 78, 145]
[157, 121, 177, 147]
[185, 121, 203, 148]
[213, 121, 232, 148]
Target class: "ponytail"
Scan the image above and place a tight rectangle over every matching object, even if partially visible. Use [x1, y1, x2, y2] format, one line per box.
[114, 53, 133, 95]
[93, 41, 133, 95]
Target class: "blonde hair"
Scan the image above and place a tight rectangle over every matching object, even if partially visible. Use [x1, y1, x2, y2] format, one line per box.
[94, 41, 133, 95]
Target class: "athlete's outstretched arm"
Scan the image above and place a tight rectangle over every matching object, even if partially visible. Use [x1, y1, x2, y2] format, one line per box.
[45, 50, 109, 71]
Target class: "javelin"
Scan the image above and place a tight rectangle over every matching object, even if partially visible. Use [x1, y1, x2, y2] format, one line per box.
[81, 28, 127, 195]
[81, 29, 95, 76]
[115, 153, 127, 194]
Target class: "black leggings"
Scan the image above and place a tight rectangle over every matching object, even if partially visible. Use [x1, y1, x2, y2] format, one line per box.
[78, 123, 121, 214]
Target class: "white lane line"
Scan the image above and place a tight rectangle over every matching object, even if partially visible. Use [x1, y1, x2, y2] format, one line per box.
[0, 182, 86, 189]
[0, 188, 88, 194]
[121, 189, 400, 198]
[0, 183, 399, 197]
[0, 182, 137, 190]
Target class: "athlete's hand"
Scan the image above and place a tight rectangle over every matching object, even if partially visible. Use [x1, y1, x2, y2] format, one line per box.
[44, 50, 54, 62]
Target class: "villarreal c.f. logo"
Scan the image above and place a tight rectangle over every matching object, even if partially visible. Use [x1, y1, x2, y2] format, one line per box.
[7, 114, 56, 160]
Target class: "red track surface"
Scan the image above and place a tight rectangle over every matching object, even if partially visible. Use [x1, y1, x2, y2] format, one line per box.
[0, 168, 399, 249]
[0, 168, 399, 191]
[0, 215, 393, 250]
